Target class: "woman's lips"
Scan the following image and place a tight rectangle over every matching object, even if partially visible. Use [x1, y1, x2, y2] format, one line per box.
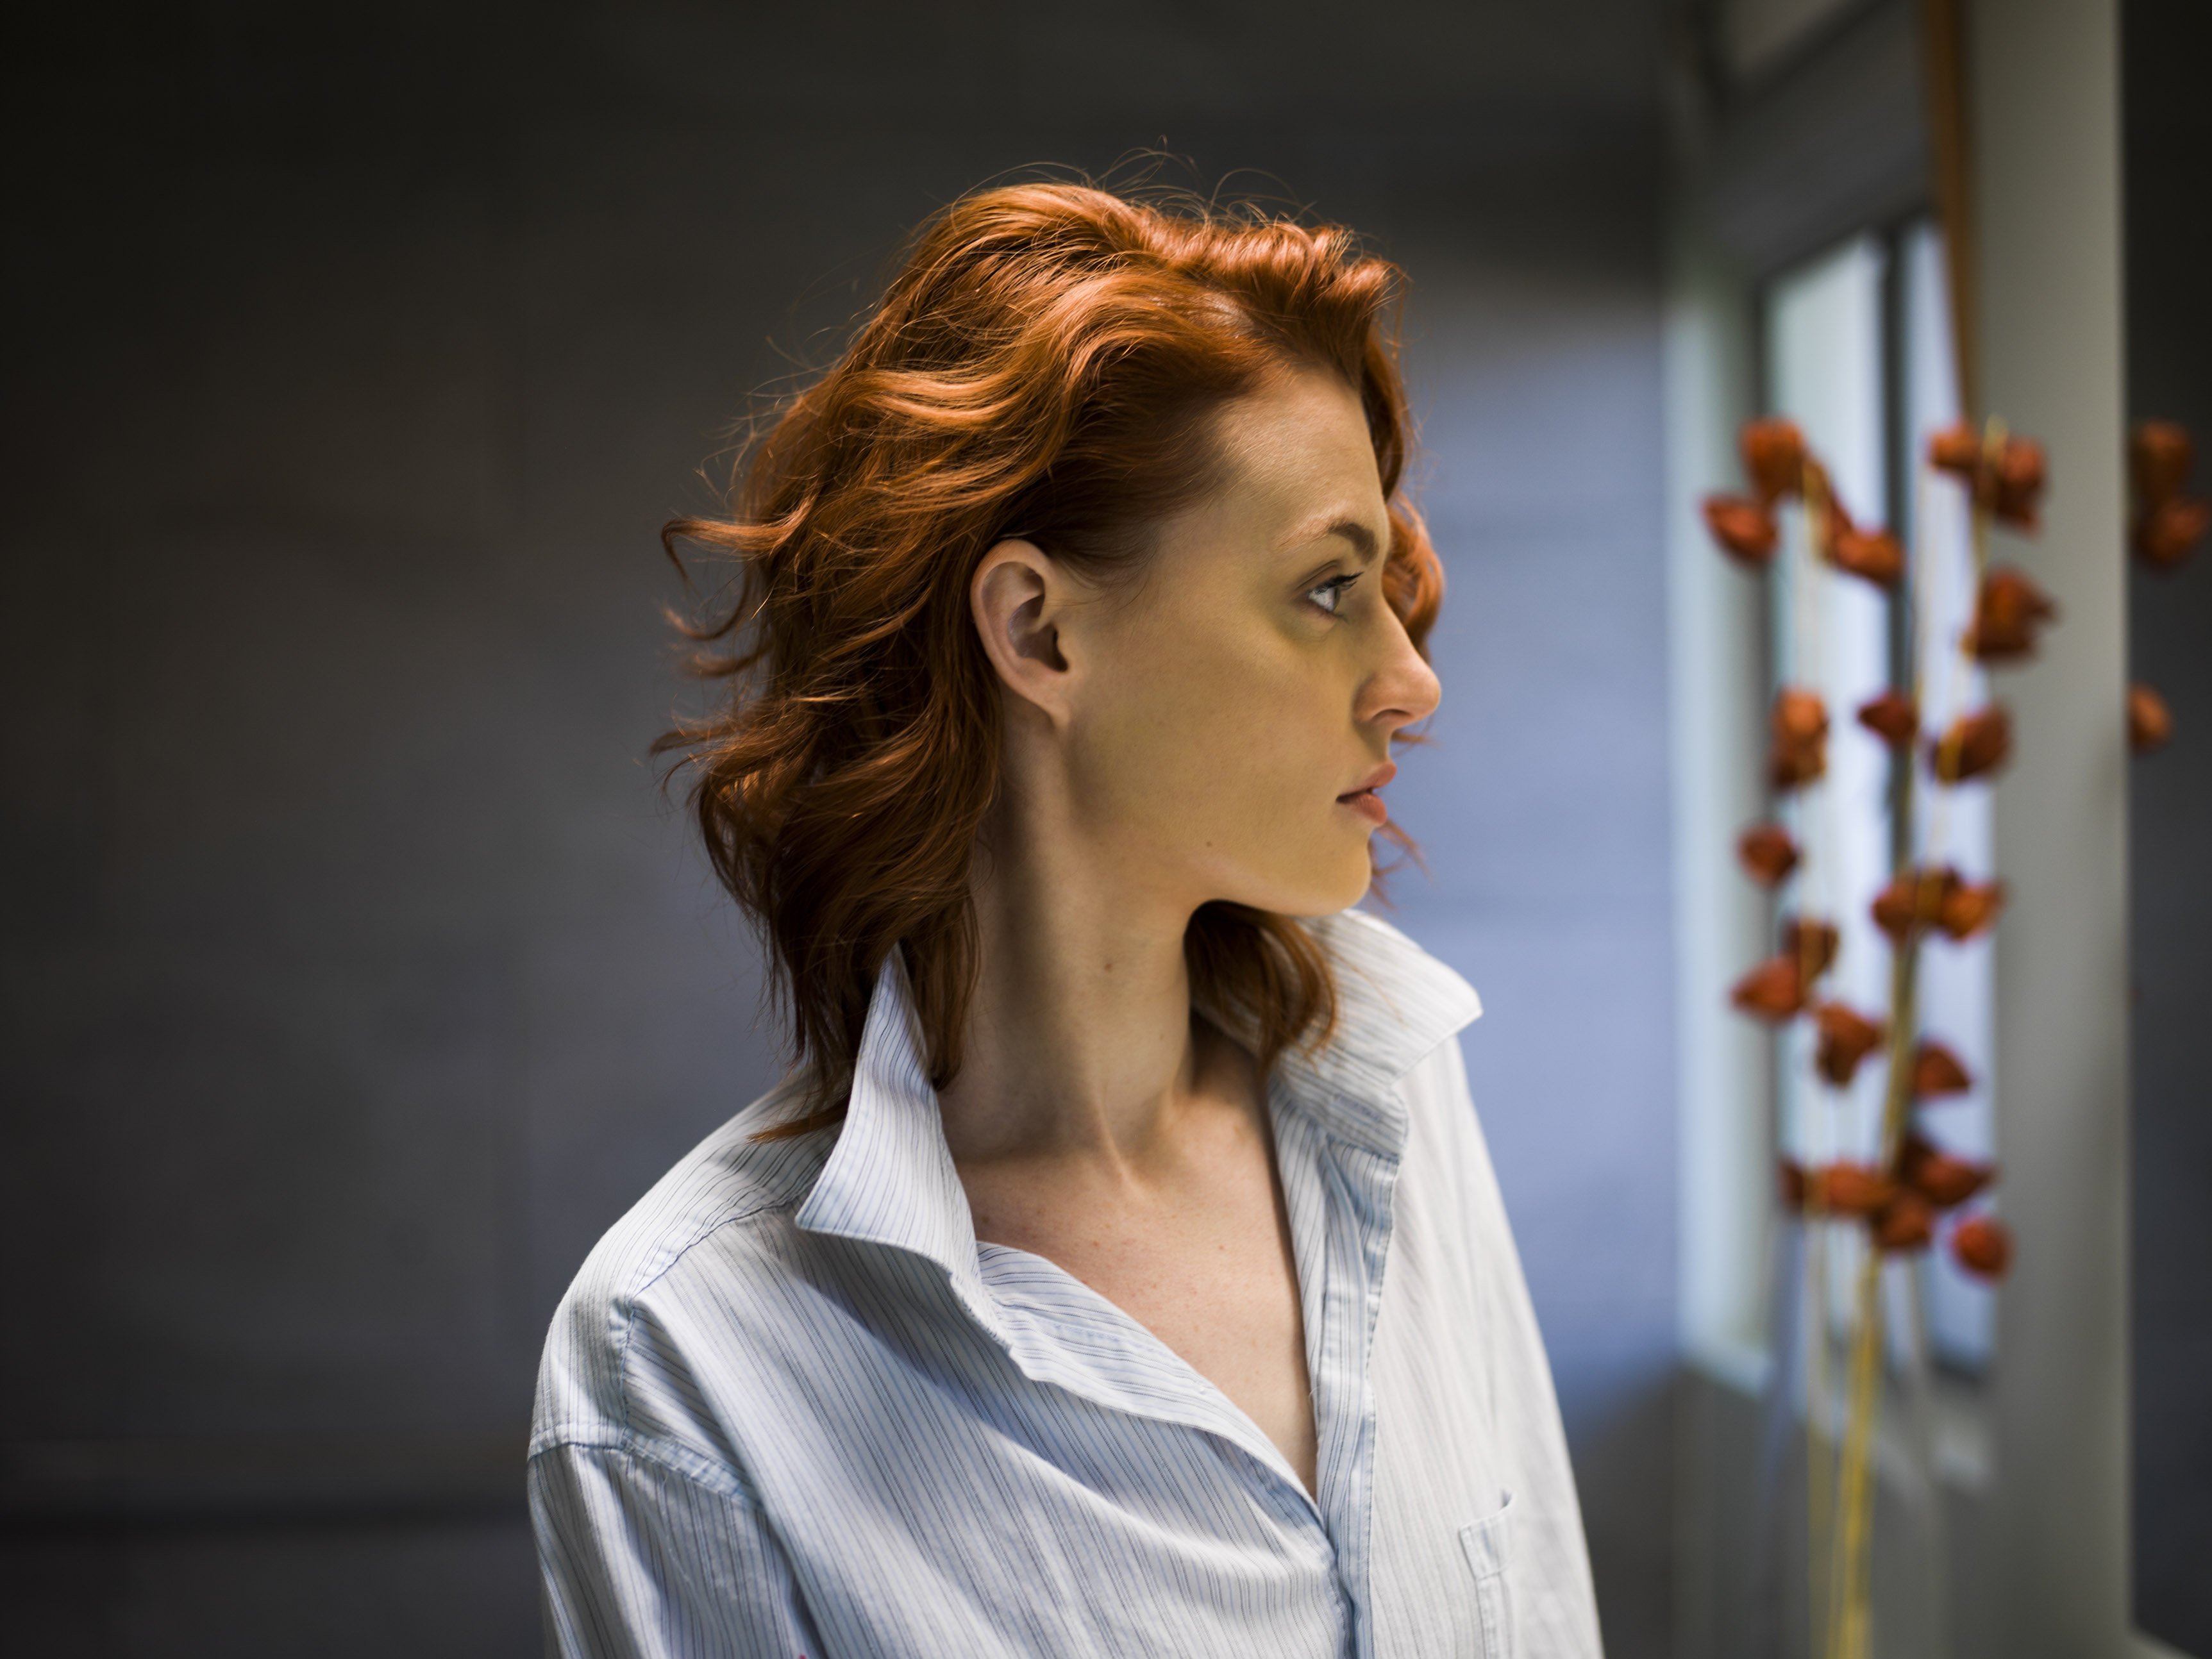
[1337, 761, 1395, 826]
[1337, 788, 1389, 826]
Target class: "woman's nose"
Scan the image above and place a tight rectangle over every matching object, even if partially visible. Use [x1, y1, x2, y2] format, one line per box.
[1362, 614, 1443, 733]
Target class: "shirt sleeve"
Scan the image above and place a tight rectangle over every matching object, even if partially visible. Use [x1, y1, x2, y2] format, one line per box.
[1437, 1033, 1608, 1658]
[530, 1440, 825, 1659]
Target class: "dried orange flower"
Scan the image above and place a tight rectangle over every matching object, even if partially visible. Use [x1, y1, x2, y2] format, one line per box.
[1770, 738, 1826, 791]
[1731, 956, 1809, 1021]
[1704, 495, 1779, 565]
[2129, 683, 2174, 753]
[1782, 915, 1840, 978]
[1830, 526, 1905, 588]
[1814, 1003, 1885, 1086]
[1991, 438, 2047, 528]
[1738, 822, 1800, 886]
[1900, 1133, 1995, 1209]
[1856, 691, 1918, 747]
[1927, 426, 2047, 528]
[1769, 688, 1829, 789]
[1951, 1213, 2013, 1280]
[2131, 419, 2193, 507]
[1743, 417, 1808, 501]
[1813, 1162, 1897, 1217]
[1963, 567, 2058, 663]
[1927, 426, 1982, 476]
[1872, 866, 1960, 941]
[1931, 706, 2013, 783]
[1873, 1190, 1934, 1252]
[1938, 879, 2007, 941]
[1872, 871, 2002, 945]
[1911, 1040, 1974, 1098]
[1913, 1153, 1994, 1210]
[2134, 496, 2209, 571]
[1774, 687, 1829, 744]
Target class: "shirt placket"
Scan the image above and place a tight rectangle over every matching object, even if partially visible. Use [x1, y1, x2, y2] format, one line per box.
[1275, 1082, 1405, 1659]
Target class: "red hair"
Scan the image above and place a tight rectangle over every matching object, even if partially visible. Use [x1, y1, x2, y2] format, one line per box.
[656, 181, 1443, 1131]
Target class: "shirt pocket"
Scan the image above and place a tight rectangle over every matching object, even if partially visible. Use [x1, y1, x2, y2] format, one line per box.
[1457, 1489, 1517, 1659]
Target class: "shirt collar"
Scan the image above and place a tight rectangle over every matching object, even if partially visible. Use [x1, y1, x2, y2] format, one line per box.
[793, 948, 994, 1313]
[1261, 908, 1483, 1156]
[794, 911, 1481, 1275]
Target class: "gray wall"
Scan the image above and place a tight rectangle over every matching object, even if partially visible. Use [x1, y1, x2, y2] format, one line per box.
[0, 4, 1673, 1652]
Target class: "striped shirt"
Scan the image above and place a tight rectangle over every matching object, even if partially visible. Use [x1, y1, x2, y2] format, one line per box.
[530, 908, 1603, 1658]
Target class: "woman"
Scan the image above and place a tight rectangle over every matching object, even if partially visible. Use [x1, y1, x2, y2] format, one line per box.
[530, 182, 1602, 1658]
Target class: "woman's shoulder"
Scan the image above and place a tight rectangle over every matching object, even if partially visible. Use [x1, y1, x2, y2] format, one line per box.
[530, 1074, 835, 1448]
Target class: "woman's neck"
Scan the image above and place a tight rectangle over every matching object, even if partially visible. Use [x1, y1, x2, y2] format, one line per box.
[934, 810, 1211, 1171]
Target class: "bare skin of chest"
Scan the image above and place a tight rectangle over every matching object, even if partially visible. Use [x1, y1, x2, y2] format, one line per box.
[952, 1030, 1319, 1496]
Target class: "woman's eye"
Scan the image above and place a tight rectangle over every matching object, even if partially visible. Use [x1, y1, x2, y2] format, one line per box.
[1306, 574, 1359, 615]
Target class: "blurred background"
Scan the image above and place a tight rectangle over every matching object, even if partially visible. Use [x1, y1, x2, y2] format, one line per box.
[0, 1, 2193, 1656]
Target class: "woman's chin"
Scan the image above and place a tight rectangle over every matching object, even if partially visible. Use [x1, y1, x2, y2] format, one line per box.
[1191, 830, 1377, 920]
[1244, 862, 1375, 920]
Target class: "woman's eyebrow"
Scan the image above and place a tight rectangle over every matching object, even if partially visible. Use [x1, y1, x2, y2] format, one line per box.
[1280, 514, 1382, 565]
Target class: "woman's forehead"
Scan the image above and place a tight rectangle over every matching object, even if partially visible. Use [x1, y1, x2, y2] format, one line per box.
[1201, 375, 1389, 549]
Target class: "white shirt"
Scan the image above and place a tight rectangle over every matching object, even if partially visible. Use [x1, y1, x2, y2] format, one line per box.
[530, 908, 1604, 1657]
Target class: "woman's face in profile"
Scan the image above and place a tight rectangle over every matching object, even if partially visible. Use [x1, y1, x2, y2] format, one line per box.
[1060, 365, 1443, 920]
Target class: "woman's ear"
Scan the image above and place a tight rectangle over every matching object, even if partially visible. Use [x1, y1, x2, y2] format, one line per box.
[971, 539, 1077, 724]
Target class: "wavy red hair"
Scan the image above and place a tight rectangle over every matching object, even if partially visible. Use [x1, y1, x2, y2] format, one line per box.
[656, 181, 1443, 1131]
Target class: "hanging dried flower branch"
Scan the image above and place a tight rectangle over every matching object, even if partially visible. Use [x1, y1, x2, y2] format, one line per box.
[2128, 420, 2202, 752]
[1701, 406, 2065, 1659]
